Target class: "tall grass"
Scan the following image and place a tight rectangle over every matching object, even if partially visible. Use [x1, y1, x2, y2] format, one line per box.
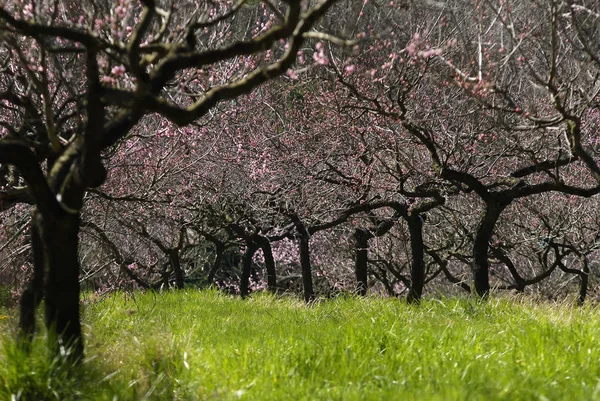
[1, 290, 600, 400]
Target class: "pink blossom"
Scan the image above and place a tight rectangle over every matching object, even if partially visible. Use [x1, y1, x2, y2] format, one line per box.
[405, 43, 418, 57]
[418, 48, 442, 58]
[111, 65, 126, 76]
[286, 69, 299, 80]
[23, 4, 33, 19]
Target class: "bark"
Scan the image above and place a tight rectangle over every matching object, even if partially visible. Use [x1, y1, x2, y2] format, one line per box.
[473, 201, 507, 298]
[240, 242, 258, 298]
[354, 229, 371, 296]
[406, 214, 425, 304]
[169, 249, 184, 289]
[579, 258, 589, 306]
[298, 232, 315, 303]
[41, 209, 84, 362]
[258, 238, 277, 294]
[289, 214, 315, 303]
[18, 213, 44, 348]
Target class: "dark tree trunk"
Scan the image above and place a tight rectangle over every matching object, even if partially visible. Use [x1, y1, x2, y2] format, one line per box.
[473, 202, 507, 298]
[169, 249, 184, 289]
[240, 242, 258, 298]
[18, 213, 44, 348]
[289, 215, 315, 303]
[41, 210, 84, 362]
[207, 243, 225, 285]
[298, 233, 315, 303]
[406, 214, 425, 304]
[259, 239, 277, 294]
[354, 229, 371, 296]
[579, 258, 589, 306]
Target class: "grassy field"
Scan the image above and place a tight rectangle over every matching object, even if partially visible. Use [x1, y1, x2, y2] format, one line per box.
[1, 290, 600, 400]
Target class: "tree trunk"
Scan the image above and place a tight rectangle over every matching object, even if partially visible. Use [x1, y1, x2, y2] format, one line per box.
[259, 239, 277, 294]
[354, 229, 371, 296]
[207, 243, 225, 285]
[169, 249, 184, 289]
[240, 242, 258, 298]
[473, 202, 507, 298]
[41, 209, 84, 362]
[579, 257, 589, 306]
[406, 214, 425, 304]
[289, 215, 315, 304]
[299, 233, 315, 303]
[18, 213, 44, 348]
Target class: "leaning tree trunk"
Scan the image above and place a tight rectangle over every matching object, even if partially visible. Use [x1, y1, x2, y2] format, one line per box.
[473, 201, 507, 298]
[40, 208, 84, 362]
[406, 214, 425, 304]
[240, 242, 258, 299]
[354, 229, 371, 296]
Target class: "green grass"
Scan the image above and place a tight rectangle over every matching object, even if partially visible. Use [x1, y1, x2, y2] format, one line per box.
[2, 290, 600, 400]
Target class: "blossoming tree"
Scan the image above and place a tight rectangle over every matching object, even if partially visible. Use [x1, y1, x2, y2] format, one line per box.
[0, 0, 340, 360]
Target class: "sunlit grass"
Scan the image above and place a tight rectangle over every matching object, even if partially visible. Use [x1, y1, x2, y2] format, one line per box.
[1, 289, 600, 400]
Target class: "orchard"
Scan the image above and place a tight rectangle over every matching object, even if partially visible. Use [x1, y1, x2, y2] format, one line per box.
[1, 0, 600, 367]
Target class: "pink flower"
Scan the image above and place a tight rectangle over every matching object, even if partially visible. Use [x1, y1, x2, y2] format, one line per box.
[111, 65, 126, 76]
[286, 69, 299, 80]
[313, 50, 329, 65]
[313, 42, 329, 65]
[405, 43, 417, 57]
[23, 4, 33, 19]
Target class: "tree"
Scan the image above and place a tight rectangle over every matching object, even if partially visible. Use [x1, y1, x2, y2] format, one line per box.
[324, 0, 600, 298]
[0, 0, 340, 361]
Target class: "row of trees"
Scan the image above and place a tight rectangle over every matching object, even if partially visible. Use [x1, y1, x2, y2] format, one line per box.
[1, 0, 600, 361]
